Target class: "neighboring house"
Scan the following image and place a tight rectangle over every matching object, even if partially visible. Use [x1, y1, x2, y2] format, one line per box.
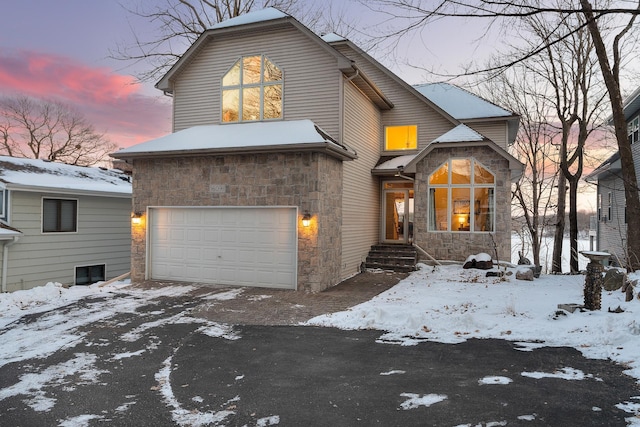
[0, 156, 132, 292]
[113, 8, 522, 292]
[586, 86, 640, 266]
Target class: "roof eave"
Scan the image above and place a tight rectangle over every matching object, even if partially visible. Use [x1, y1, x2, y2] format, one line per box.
[111, 142, 357, 162]
[328, 39, 459, 125]
[5, 183, 132, 199]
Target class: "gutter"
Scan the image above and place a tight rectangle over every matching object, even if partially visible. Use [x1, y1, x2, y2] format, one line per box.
[2, 236, 20, 293]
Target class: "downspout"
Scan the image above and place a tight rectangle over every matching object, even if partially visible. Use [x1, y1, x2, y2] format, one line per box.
[2, 236, 20, 293]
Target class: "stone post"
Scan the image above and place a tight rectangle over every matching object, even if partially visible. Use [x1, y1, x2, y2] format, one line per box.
[580, 251, 611, 311]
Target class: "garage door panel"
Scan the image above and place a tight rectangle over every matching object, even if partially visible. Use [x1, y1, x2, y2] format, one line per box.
[149, 207, 297, 289]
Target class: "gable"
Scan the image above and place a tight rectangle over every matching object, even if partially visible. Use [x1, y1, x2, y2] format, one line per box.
[170, 25, 344, 137]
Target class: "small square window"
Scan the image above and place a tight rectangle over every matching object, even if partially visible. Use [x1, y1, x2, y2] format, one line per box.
[385, 125, 417, 151]
[75, 264, 105, 286]
[43, 198, 77, 233]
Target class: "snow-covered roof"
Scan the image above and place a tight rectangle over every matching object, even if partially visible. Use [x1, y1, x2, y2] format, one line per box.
[113, 120, 357, 160]
[0, 156, 132, 197]
[433, 124, 486, 143]
[585, 151, 621, 182]
[321, 33, 347, 43]
[209, 7, 288, 30]
[373, 154, 418, 172]
[414, 83, 514, 120]
[0, 223, 21, 240]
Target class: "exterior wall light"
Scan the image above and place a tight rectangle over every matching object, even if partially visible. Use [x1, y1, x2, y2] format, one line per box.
[131, 212, 143, 225]
[302, 211, 311, 227]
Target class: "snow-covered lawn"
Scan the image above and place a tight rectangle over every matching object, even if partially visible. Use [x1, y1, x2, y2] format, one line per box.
[1, 263, 640, 425]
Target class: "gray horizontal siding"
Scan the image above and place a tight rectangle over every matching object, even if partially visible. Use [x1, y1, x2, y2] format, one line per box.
[333, 45, 454, 150]
[172, 26, 342, 138]
[597, 174, 626, 264]
[341, 80, 382, 279]
[466, 121, 508, 148]
[2, 191, 131, 291]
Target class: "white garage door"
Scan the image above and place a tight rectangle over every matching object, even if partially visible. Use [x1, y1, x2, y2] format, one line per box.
[149, 207, 297, 289]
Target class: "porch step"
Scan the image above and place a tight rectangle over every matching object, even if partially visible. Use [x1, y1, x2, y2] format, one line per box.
[365, 244, 418, 273]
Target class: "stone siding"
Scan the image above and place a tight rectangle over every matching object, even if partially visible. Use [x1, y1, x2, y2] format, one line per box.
[131, 152, 343, 292]
[413, 146, 512, 261]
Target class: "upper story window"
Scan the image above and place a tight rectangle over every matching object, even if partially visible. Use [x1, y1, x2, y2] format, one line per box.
[43, 198, 77, 233]
[628, 116, 639, 144]
[428, 158, 495, 232]
[385, 125, 417, 151]
[222, 55, 283, 123]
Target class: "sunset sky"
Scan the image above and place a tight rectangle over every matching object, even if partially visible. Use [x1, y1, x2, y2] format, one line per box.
[0, 1, 173, 149]
[0, 1, 498, 151]
[0, 0, 630, 206]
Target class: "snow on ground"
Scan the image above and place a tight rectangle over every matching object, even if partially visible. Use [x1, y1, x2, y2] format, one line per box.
[307, 264, 640, 388]
[1, 263, 640, 423]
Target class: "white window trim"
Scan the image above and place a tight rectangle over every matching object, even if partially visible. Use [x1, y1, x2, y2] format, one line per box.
[74, 263, 107, 286]
[0, 187, 8, 222]
[41, 197, 79, 234]
[382, 124, 419, 153]
[220, 54, 284, 123]
[428, 158, 496, 233]
[629, 115, 639, 144]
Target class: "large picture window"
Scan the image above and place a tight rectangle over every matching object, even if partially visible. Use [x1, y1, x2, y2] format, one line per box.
[43, 198, 77, 233]
[222, 55, 283, 123]
[428, 158, 495, 232]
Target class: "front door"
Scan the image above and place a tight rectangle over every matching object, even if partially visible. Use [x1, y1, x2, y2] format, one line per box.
[382, 182, 414, 243]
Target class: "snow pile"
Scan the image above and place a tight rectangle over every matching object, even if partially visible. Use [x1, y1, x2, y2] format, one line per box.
[307, 264, 640, 383]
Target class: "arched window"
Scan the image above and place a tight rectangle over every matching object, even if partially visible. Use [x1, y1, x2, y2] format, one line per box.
[221, 55, 283, 123]
[428, 158, 495, 232]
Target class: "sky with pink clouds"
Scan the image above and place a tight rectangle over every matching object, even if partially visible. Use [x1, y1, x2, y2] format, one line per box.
[0, 1, 173, 150]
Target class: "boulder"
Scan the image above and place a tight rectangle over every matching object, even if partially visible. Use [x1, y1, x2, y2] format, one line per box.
[463, 253, 494, 270]
[603, 268, 626, 291]
[516, 267, 534, 281]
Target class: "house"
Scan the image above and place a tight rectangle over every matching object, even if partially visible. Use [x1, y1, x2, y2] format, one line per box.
[112, 8, 522, 292]
[0, 156, 132, 292]
[586, 86, 640, 266]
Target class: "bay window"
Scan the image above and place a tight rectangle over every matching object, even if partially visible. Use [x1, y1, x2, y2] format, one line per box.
[428, 158, 495, 232]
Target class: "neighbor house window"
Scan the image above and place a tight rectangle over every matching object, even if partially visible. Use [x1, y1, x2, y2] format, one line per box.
[629, 116, 639, 144]
[607, 192, 612, 221]
[428, 158, 495, 232]
[385, 125, 417, 151]
[43, 198, 77, 233]
[75, 264, 105, 285]
[0, 188, 7, 222]
[221, 55, 283, 122]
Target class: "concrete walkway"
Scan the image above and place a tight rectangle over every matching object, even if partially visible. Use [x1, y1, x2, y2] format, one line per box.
[138, 270, 409, 325]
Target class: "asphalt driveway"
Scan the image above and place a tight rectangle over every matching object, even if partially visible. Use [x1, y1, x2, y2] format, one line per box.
[0, 279, 638, 426]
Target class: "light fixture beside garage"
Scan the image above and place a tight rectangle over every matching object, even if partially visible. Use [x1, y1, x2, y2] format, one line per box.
[131, 211, 143, 225]
[302, 211, 311, 227]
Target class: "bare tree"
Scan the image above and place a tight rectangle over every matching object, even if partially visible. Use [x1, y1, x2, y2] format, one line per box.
[0, 96, 117, 166]
[367, 0, 640, 270]
[484, 65, 558, 268]
[111, 0, 350, 83]
[520, 10, 609, 273]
